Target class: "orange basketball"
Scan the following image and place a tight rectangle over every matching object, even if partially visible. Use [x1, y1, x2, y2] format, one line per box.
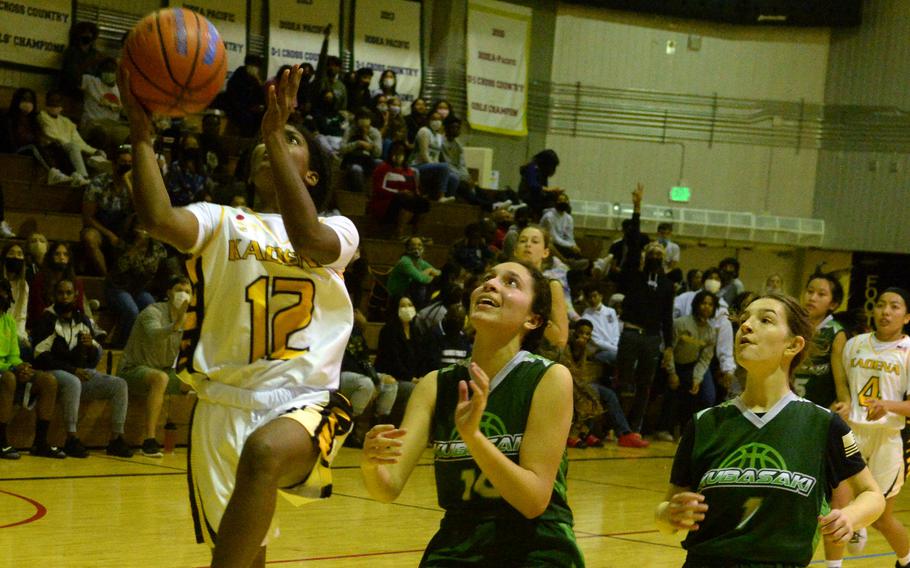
[122, 7, 227, 116]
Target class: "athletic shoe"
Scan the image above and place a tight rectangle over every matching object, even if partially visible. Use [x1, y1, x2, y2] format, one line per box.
[31, 443, 66, 459]
[0, 221, 14, 238]
[140, 438, 163, 458]
[47, 167, 72, 185]
[618, 433, 650, 448]
[847, 527, 867, 555]
[63, 436, 89, 458]
[71, 172, 90, 187]
[106, 436, 134, 458]
[437, 196, 455, 203]
[492, 200, 512, 210]
[1, 445, 20, 460]
[654, 430, 675, 443]
[566, 436, 587, 449]
[584, 434, 605, 448]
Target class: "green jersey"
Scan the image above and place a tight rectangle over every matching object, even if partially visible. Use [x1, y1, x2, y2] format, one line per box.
[422, 350, 583, 567]
[793, 316, 845, 408]
[670, 392, 865, 567]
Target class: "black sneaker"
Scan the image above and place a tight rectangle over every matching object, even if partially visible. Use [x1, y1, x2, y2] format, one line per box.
[140, 438, 163, 458]
[31, 443, 66, 459]
[63, 436, 89, 458]
[1, 445, 20, 460]
[106, 436, 134, 458]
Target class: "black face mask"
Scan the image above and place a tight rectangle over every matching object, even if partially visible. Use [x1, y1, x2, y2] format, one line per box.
[0, 296, 10, 312]
[52, 261, 68, 273]
[54, 301, 74, 314]
[4, 258, 23, 273]
[80, 36, 93, 46]
[115, 164, 131, 176]
[443, 319, 462, 335]
[645, 257, 663, 273]
[555, 202, 570, 213]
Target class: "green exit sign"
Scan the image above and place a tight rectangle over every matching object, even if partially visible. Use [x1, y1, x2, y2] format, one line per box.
[670, 186, 691, 203]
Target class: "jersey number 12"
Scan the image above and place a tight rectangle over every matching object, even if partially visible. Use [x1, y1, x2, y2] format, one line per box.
[245, 276, 315, 362]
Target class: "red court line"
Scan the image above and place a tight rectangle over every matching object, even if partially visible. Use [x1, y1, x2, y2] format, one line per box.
[0, 488, 47, 529]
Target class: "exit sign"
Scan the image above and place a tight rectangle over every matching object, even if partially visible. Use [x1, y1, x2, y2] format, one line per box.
[670, 186, 691, 203]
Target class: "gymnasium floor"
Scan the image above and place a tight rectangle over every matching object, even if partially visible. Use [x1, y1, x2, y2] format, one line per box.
[0, 440, 905, 567]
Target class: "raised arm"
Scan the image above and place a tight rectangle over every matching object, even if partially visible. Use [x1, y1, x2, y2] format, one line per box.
[117, 66, 198, 251]
[621, 183, 644, 273]
[544, 280, 569, 350]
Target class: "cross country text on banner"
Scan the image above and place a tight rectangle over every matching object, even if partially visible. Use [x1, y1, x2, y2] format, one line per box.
[267, 0, 340, 80]
[172, 0, 248, 77]
[352, 0, 422, 106]
[0, 0, 72, 70]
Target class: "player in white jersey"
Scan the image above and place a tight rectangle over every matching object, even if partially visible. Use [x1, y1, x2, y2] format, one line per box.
[833, 287, 910, 568]
[119, 65, 358, 568]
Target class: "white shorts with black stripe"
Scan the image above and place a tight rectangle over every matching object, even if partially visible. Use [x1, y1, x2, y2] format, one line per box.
[852, 423, 904, 499]
[187, 390, 353, 547]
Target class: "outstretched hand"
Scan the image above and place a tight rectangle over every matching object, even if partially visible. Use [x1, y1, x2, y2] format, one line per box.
[116, 65, 153, 142]
[455, 362, 490, 441]
[262, 65, 302, 139]
[632, 182, 644, 206]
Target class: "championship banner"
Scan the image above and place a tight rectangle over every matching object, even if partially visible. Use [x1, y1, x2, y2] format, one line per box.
[172, 0, 248, 76]
[0, 0, 72, 70]
[848, 252, 910, 330]
[466, 0, 531, 136]
[352, 0, 422, 105]
[267, 0, 340, 80]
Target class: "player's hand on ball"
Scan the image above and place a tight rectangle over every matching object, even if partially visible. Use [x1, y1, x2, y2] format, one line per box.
[116, 66, 153, 141]
[262, 65, 302, 138]
[818, 509, 853, 544]
[667, 491, 708, 531]
[455, 362, 490, 440]
[362, 424, 406, 465]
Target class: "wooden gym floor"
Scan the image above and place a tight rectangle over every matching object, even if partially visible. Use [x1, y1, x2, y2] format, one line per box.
[0, 440, 906, 567]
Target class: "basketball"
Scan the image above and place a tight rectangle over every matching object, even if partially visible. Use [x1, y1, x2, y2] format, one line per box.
[122, 7, 227, 116]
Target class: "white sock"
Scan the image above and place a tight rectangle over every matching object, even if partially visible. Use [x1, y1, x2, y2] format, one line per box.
[826, 561, 842, 568]
[899, 552, 910, 567]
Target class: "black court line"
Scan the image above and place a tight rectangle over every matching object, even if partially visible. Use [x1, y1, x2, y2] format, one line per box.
[569, 476, 666, 494]
[334, 491, 443, 513]
[567, 454, 674, 463]
[0, 471, 184, 482]
[93, 454, 188, 472]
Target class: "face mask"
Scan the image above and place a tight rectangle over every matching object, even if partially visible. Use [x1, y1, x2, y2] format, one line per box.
[80, 36, 93, 46]
[390, 105, 401, 115]
[443, 318, 463, 334]
[101, 72, 116, 86]
[437, 109, 449, 119]
[383, 78, 395, 88]
[170, 290, 191, 309]
[555, 202, 569, 213]
[703, 278, 722, 294]
[54, 301, 74, 314]
[429, 120, 442, 131]
[377, 104, 388, 113]
[406, 246, 422, 258]
[19, 101, 34, 114]
[4, 258, 23, 274]
[398, 306, 417, 322]
[52, 261, 68, 272]
[29, 241, 47, 258]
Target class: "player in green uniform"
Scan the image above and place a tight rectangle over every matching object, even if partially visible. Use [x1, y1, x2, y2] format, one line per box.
[655, 293, 883, 567]
[361, 260, 583, 566]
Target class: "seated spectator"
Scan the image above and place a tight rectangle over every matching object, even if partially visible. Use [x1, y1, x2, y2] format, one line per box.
[374, 69, 398, 98]
[295, 62, 317, 111]
[0, 88, 72, 188]
[387, 237, 440, 308]
[384, 95, 408, 148]
[414, 283, 464, 337]
[518, 149, 562, 220]
[368, 141, 428, 238]
[25, 233, 48, 283]
[581, 281, 621, 367]
[411, 111, 458, 202]
[33, 278, 133, 458]
[165, 133, 213, 206]
[340, 108, 382, 193]
[346, 67, 374, 113]
[370, 93, 391, 140]
[422, 301, 471, 372]
[655, 290, 718, 442]
[433, 99, 453, 121]
[718, 257, 745, 307]
[684, 268, 703, 294]
[117, 276, 191, 457]
[38, 90, 106, 187]
[80, 57, 129, 154]
[27, 242, 94, 330]
[1, 244, 29, 353]
[440, 115, 487, 205]
[313, 88, 346, 153]
[223, 54, 265, 137]
[81, 144, 134, 275]
[58, 21, 102, 100]
[373, 295, 423, 419]
[764, 272, 784, 294]
[656, 222, 680, 274]
[105, 219, 168, 345]
[450, 222, 495, 275]
[405, 97, 429, 144]
[0, 278, 64, 459]
[199, 110, 229, 179]
[540, 192, 588, 271]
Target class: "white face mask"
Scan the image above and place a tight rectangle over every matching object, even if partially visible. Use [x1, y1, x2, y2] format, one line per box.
[170, 290, 191, 309]
[429, 120, 443, 131]
[377, 104, 388, 113]
[398, 306, 417, 322]
[437, 109, 449, 119]
[383, 78, 395, 88]
[390, 105, 401, 115]
[703, 279, 722, 294]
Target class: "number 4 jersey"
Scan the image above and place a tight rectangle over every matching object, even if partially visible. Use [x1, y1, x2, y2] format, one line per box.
[178, 203, 359, 409]
[843, 333, 910, 431]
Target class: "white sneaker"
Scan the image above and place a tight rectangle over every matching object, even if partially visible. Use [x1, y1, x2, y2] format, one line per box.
[0, 221, 14, 238]
[655, 430, 675, 443]
[492, 200, 512, 210]
[846, 527, 867, 554]
[437, 196, 455, 203]
[71, 172, 90, 187]
[47, 168, 72, 185]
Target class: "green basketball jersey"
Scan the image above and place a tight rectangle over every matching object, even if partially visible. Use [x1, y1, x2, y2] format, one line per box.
[793, 316, 845, 408]
[681, 393, 834, 566]
[432, 351, 573, 524]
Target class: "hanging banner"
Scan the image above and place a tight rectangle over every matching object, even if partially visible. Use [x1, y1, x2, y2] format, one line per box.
[0, 0, 72, 70]
[352, 0, 422, 105]
[267, 0, 340, 79]
[848, 252, 910, 331]
[466, 0, 531, 136]
[172, 0, 248, 76]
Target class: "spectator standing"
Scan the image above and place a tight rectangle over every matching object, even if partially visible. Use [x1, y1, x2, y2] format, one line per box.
[340, 108, 382, 193]
[223, 55, 265, 137]
[368, 141, 428, 239]
[386, 237, 440, 308]
[314, 25, 347, 112]
[607, 218, 650, 280]
[80, 57, 129, 153]
[118, 276, 191, 457]
[58, 21, 102, 99]
[38, 91, 105, 187]
[33, 278, 133, 458]
[81, 145, 134, 275]
[718, 257, 745, 307]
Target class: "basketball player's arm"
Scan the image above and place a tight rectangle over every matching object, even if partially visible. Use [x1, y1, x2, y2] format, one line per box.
[655, 484, 708, 534]
[821, 467, 884, 542]
[830, 331, 850, 405]
[465, 364, 573, 519]
[543, 280, 569, 350]
[360, 371, 438, 503]
[264, 68, 341, 265]
[116, 66, 199, 251]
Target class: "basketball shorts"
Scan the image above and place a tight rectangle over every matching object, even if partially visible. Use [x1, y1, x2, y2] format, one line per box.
[188, 390, 353, 547]
[853, 423, 904, 499]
